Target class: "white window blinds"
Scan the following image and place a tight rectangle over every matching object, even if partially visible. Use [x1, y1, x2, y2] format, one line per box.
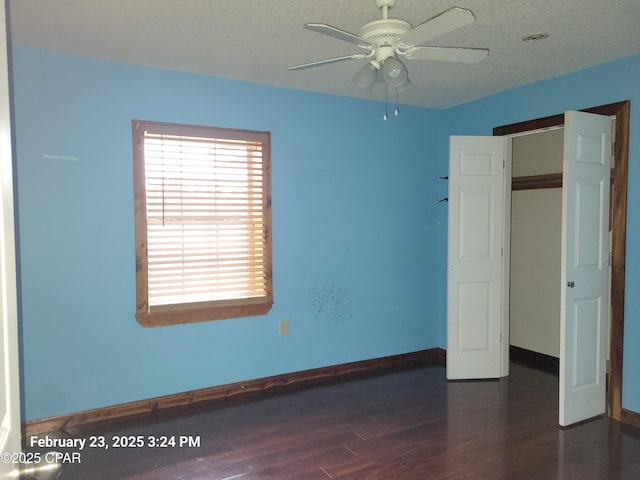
[142, 131, 268, 307]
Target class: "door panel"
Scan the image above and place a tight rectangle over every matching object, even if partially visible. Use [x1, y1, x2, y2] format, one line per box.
[447, 136, 508, 380]
[459, 189, 494, 258]
[572, 298, 600, 387]
[559, 111, 611, 426]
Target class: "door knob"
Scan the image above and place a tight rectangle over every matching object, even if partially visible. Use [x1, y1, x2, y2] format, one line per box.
[567, 281, 575, 288]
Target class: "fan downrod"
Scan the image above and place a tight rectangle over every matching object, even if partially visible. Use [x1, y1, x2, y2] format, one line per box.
[374, 0, 397, 19]
[374, 0, 397, 9]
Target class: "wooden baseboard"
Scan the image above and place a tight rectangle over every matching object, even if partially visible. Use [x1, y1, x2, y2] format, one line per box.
[509, 345, 559, 375]
[24, 348, 445, 437]
[621, 408, 640, 429]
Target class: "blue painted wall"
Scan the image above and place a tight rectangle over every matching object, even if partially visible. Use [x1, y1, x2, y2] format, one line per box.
[12, 46, 444, 421]
[11, 44, 640, 420]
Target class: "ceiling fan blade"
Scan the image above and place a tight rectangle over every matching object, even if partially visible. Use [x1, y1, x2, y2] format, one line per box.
[398, 7, 476, 47]
[405, 46, 488, 63]
[288, 54, 366, 71]
[303, 23, 375, 47]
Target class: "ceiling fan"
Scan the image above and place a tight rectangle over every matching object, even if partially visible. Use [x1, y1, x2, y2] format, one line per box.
[289, 0, 488, 112]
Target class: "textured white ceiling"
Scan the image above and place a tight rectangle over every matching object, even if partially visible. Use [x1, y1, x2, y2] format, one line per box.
[8, 0, 640, 108]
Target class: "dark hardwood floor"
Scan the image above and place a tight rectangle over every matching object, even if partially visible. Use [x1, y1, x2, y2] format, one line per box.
[23, 363, 640, 479]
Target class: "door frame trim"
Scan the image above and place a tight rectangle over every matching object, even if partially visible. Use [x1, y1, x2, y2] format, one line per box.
[493, 100, 630, 421]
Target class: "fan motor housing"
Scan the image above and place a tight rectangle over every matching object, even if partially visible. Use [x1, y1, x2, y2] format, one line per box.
[359, 19, 411, 46]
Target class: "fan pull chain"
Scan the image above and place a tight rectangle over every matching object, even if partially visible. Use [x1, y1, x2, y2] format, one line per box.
[383, 87, 388, 121]
[383, 88, 401, 121]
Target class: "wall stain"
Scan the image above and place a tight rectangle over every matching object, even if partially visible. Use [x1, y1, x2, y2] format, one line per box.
[309, 284, 353, 324]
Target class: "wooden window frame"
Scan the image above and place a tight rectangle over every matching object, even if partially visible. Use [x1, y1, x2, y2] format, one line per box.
[132, 119, 273, 327]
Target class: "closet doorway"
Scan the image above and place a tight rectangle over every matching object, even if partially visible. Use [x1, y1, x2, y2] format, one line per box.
[494, 100, 630, 422]
[509, 127, 565, 361]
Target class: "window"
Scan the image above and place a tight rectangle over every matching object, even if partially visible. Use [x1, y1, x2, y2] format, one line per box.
[132, 120, 272, 327]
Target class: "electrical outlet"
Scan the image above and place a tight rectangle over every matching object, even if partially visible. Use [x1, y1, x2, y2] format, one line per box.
[279, 320, 288, 336]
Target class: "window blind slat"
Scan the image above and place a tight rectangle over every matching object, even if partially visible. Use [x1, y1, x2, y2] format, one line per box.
[143, 129, 268, 307]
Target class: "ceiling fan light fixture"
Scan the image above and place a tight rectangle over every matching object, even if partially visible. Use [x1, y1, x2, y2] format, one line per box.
[383, 56, 403, 78]
[353, 61, 379, 90]
[388, 76, 411, 94]
[383, 57, 408, 89]
[288, 1, 488, 120]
